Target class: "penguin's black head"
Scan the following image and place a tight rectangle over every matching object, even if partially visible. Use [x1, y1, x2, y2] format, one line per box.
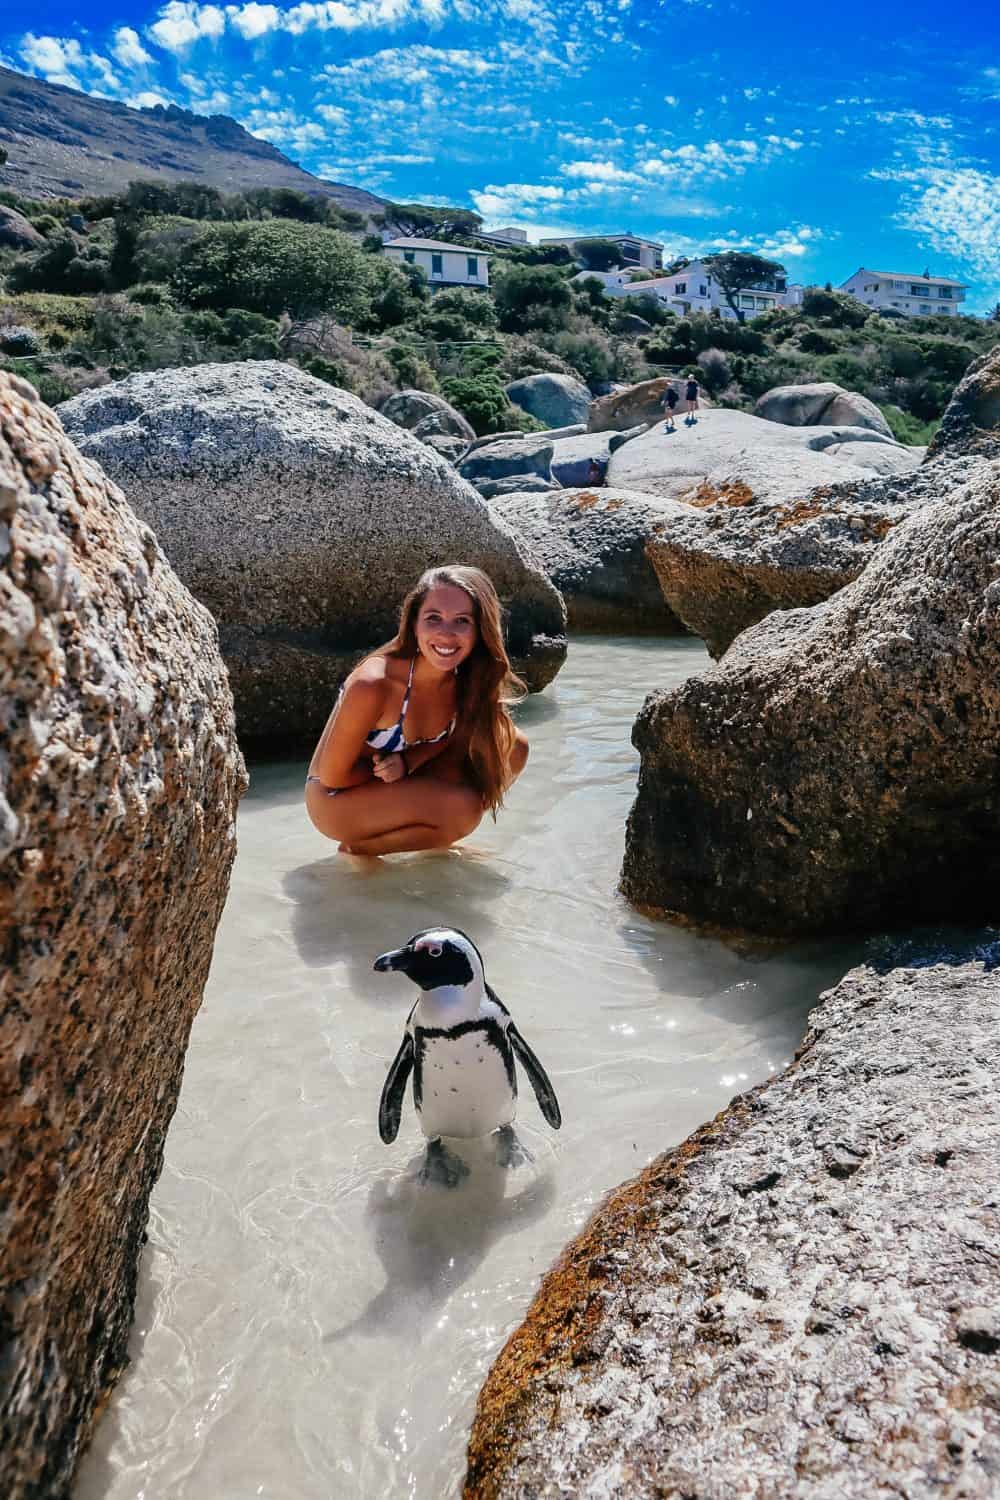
[373, 928, 483, 991]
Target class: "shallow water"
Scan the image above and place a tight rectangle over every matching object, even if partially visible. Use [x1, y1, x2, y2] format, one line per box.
[77, 636, 867, 1500]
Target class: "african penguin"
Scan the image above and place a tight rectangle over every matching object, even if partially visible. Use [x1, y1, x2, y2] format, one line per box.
[374, 927, 561, 1186]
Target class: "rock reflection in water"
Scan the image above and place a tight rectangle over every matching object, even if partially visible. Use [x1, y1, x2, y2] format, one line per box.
[75, 637, 862, 1500]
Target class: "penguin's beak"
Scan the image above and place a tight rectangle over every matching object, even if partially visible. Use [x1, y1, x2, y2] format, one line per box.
[374, 946, 409, 973]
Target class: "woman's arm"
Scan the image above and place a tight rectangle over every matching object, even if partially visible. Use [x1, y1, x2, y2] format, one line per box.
[308, 677, 384, 789]
[371, 734, 452, 783]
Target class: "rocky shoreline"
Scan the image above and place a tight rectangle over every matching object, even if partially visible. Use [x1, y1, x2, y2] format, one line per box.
[465, 947, 1000, 1499]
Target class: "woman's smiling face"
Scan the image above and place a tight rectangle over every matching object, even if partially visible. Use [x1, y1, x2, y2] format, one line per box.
[415, 584, 478, 673]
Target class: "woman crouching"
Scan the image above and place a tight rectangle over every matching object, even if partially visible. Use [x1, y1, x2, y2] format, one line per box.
[305, 564, 529, 855]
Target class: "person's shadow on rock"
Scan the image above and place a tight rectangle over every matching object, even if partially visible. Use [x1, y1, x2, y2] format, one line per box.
[282, 851, 512, 1006]
[322, 1134, 558, 1344]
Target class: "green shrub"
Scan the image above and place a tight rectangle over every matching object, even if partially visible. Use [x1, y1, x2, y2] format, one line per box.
[170, 220, 373, 322]
[439, 373, 512, 435]
[880, 405, 941, 445]
[493, 264, 573, 334]
[386, 344, 440, 392]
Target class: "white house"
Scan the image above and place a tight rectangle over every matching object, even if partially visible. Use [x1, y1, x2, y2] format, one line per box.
[576, 258, 797, 319]
[540, 232, 664, 272]
[839, 268, 967, 318]
[382, 237, 491, 290]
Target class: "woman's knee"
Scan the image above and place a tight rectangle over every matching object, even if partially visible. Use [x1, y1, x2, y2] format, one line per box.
[510, 730, 529, 780]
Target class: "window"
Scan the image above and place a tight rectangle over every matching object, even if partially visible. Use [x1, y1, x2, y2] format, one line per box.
[893, 280, 907, 289]
[937, 286, 952, 298]
[909, 284, 930, 296]
[740, 294, 756, 308]
[756, 296, 771, 309]
[675, 281, 686, 294]
[431, 253, 443, 276]
[403, 251, 415, 264]
[467, 256, 479, 277]
[919, 305, 931, 313]
[699, 283, 708, 296]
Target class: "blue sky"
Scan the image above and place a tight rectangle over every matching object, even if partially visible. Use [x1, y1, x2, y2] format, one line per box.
[3, 0, 998, 311]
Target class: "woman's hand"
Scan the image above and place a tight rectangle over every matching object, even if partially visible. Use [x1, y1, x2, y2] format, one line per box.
[372, 751, 407, 783]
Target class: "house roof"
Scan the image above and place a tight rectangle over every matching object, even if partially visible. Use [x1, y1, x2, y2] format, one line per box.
[383, 236, 489, 255]
[843, 267, 968, 288]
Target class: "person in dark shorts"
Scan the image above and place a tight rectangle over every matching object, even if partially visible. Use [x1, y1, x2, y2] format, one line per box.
[660, 382, 679, 431]
[685, 376, 700, 423]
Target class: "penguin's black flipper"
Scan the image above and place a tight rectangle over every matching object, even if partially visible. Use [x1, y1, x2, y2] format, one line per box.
[508, 1025, 562, 1130]
[379, 1034, 414, 1144]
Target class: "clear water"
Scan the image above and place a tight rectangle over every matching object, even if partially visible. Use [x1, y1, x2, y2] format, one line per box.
[76, 637, 865, 1500]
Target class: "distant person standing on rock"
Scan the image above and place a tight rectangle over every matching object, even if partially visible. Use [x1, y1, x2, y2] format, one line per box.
[660, 382, 679, 432]
[684, 375, 700, 425]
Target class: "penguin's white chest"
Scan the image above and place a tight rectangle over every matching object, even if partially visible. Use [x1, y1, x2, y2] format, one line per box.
[415, 1028, 515, 1140]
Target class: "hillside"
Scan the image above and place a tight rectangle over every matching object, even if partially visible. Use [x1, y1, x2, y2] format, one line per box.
[0, 66, 385, 217]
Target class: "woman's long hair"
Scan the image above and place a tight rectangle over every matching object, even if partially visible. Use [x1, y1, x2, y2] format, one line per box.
[375, 565, 526, 816]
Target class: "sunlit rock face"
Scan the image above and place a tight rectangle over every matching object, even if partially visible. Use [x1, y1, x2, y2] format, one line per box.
[621, 455, 1000, 936]
[0, 372, 246, 1498]
[58, 362, 567, 742]
[465, 952, 1000, 1500]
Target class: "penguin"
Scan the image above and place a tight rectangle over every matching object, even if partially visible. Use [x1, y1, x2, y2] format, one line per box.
[373, 927, 561, 1187]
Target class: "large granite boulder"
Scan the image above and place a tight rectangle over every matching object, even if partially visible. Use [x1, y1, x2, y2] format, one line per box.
[0, 373, 246, 1497]
[457, 433, 555, 487]
[756, 380, 893, 437]
[927, 343, 1000, 462]
[549, 430, 615, 487]
[380, 388, 474, 441]
[505, 372, 591, 428]
[0, 203, 46, 251]
[621, 458, 1000, 935]
[477, 474, 560, 500]
[58, 363, 567, 742]
[588, 376, 683, 433]
[492, 487, 689, 632]
[466, 952, 1000, 1499]
[606, 409, 919, 503]
[643, 463, 934, 658]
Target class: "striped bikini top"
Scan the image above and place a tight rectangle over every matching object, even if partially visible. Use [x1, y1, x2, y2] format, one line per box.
[363, 657, 456, 754]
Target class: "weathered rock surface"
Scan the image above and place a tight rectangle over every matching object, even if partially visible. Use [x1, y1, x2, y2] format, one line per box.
[380, 388, 475, 441]
[58, 363, 567, 739]
[0, 203, 46, 250]
[623, 458, 1000, 934]
[506, 372, 592, 428]
[466, 952, 1000, 1500]
[608, 423, 649, 454]
[756, 380, 893, 437]
[588, 376, 684, 433]
[419, 432, 468, 464]
[549, 431, 615, 487]
[478, 474, 561, 500]
[457, 433, 555, 487]
[927, 343, 1000, 462]
[0, 372, 246, 1498]
[492, 488, 689, 631]
[606, 409, 918, 503]
[643, 467, 930, 658]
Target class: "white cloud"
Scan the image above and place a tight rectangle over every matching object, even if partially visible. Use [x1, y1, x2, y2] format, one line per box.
[561, 158, 644, 184]
[148, 2, 226, 53]
[130, 90, 172, 107]
[18, 33, 123, 95]
[226, 3, 281, 38]
[897, 166, 1000, 285]
[112, 26, 155, 68]
[316, 102, 349, 126]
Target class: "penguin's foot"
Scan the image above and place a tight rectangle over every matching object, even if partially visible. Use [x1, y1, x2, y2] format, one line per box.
[494, 1124, 533, 1170]
[418, 1138, 469, 1189]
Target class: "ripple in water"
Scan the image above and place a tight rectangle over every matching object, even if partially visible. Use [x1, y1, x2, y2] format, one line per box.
[76, 637, 869, 1500]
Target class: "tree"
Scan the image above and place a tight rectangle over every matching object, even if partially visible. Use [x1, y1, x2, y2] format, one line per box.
[377, 201, 482, 242]
[170, 220, 374, 322]
[0, 146, 8, 167]
[492, 263, 573, 333]
[705, 250, 785, 323]
[576, 238, 622, 272]
[991, 302, 1000, 323]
